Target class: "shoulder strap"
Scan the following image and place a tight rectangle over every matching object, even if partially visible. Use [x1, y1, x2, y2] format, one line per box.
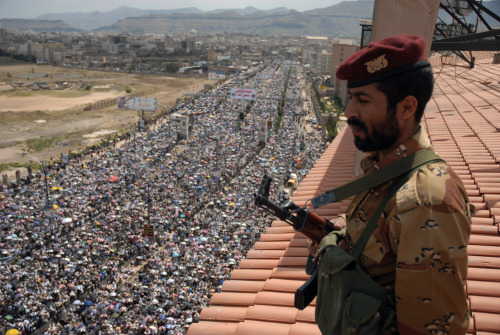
[310, 150, 442, 209]
[351, 163, 428, 259]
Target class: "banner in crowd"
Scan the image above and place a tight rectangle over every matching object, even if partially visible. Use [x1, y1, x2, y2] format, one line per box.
[229, 88, 257, 100]
[143, 224, 154, 237]
[118, 97, 158, 111]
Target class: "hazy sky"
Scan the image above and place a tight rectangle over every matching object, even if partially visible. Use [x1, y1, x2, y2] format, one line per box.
[0, 0, 347, 19]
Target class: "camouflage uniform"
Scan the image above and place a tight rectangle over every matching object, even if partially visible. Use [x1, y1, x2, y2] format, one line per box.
[344, 128, 472, 334]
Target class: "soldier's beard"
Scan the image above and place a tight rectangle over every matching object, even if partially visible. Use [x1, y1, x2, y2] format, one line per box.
[348, 109, 400, 153]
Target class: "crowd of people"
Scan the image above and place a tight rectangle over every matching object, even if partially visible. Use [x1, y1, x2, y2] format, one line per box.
[0, 60, 327, 334]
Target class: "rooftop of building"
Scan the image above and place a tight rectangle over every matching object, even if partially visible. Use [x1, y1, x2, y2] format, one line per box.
[188, 52, 500, 335]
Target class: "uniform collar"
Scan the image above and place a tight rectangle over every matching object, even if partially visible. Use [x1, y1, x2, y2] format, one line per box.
[360, 127, 432, 174]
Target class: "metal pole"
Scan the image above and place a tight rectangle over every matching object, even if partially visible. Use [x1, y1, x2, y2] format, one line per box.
[23, 153, 49, 206]
[147, 182, 151, 225]
[133, 125, 136, 152]
[42, 161, 49, 207]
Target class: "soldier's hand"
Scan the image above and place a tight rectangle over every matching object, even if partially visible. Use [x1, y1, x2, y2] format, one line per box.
[332, 215, 346, 230]
[307, 239, 318, 255]
[307, 216, 346, 255]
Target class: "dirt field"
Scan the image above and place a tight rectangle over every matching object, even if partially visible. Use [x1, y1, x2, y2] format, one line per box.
[0, 63, 212, 180]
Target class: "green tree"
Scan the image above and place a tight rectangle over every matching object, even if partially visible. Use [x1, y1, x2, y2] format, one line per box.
[165, 63, 179, 73]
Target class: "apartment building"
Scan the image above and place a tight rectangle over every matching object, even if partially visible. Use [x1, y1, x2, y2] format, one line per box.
[331, 39, 359, 106]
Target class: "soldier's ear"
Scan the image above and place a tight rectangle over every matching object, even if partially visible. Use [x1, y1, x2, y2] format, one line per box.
[398, 95, 418, 121]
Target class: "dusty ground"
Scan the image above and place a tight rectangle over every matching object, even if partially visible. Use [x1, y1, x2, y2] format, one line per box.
[0, 63, 212, 180]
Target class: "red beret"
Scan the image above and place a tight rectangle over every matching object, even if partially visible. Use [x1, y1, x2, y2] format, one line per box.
[336, 34, 430, 88]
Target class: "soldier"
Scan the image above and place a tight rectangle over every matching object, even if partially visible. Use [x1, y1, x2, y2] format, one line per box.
[311, 35, 472, 334]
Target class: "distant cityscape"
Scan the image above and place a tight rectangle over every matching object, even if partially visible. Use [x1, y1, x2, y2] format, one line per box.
[0, 29, 350, 79]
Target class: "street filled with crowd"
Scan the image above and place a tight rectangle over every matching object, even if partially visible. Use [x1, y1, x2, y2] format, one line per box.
[0, 60, 327, 334]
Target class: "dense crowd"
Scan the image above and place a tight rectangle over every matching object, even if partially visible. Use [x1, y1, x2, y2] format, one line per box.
[0, 60, 327, 335]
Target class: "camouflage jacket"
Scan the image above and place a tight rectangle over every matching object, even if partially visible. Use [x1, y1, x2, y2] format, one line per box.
[345, 128, 472, 334]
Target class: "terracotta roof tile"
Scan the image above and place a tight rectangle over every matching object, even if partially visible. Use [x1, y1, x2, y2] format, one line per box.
[238, 259, 280, 269]
[467, 267, 500, 282]
[270, 267, 309, 281]
[235, 320, 292, 335]
[263, 278, 307, 293]
[221, 280, 266, 293]
[473, 312, 500, 333]
[278, 256, 308, 267]
[189, 55, 500, 335]
[246, 249, 285, 259]
[468, 255, 500, 268]
[469, 296, 500, 314]
[253, 241, 291, 250]
[229, 269, 273, 281]
[188, 322, 238, 335]
[254, 292, 295, 306]
[283, 247, 310, 257]
[295, 306, 317, 323]
[260, 233, 296, 241]
[468, 245, 500, 257]
[246, 305, 298, 323]
[210, 292, 257, 306]
[467, 280, 500, 297]
[289, 323, 323, 335]
[199, 306, 249, 322]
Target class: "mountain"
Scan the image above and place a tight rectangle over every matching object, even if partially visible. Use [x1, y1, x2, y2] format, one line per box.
[206, 6, 289, 15]
[35, 5, 291, 31]
[94, 1, 375, 37]
[305, 0, 374, 16]
[36, 6, 205, 30]
[0, 2, 375, 37]
[0, 18, 78, 32]
[1, 0, 497, 36]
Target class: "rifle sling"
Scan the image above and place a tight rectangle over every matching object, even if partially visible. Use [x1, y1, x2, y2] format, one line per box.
[351, 168, 418, 259]
[310, 150, 442, 209]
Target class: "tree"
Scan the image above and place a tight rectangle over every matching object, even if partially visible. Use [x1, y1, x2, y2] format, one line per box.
[165, 63, 179, 73]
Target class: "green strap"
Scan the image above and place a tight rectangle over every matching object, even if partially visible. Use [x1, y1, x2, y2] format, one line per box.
[351, 169, 417, 259]
[310, 150, 442, 209]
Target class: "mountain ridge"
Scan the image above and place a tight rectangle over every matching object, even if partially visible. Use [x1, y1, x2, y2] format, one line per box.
[92, 1, 375, 37]
[35, 5, 294, 30]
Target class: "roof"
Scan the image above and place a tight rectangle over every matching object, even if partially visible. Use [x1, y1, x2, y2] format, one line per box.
[188, 52, 500, 335]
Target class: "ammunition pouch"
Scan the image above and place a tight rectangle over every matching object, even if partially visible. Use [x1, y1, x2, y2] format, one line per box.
[315, 237, 397, 335]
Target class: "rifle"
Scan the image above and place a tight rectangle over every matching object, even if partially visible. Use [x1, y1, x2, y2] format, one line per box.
[253, 174, 332, 310]
[253, 174, 335, 244]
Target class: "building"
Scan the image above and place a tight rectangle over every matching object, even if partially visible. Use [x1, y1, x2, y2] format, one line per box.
[208, 66, 237, 81]
[331, 39, 359, 106]
[317, 50, 332, 74]
[207, 50, 216, 63]
[240, 52, 262, 62]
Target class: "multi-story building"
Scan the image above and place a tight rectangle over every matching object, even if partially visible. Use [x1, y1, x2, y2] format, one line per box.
[302, 49, 332, 74]
[207, 50, 216, 63]
[240, 52, 262, 62]
[208, 66, 237, 81]
[102, 42, 119, 54]
[331, 39, 359, 106]
[317, 50, 332, 74]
